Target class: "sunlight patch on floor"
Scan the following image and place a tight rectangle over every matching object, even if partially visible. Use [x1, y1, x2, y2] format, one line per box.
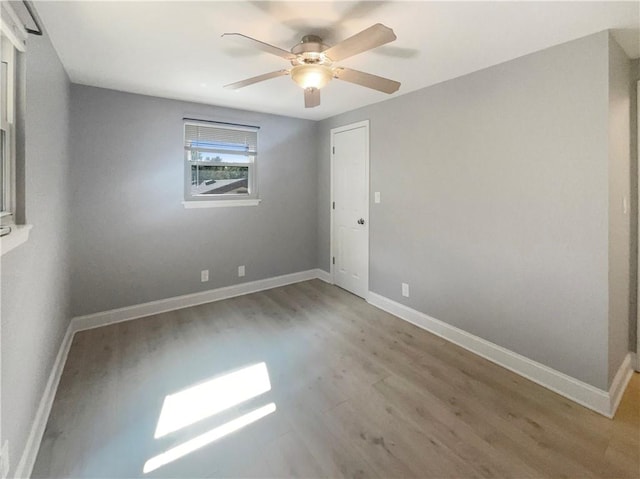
[154, 362, 271, 438]
[143, 402, 276, 474]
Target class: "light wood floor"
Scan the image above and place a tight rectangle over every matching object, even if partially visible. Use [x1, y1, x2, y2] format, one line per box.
[33, 280, 639, 478]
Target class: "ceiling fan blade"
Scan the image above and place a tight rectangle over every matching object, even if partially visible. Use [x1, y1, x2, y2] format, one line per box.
[322, 23, 396, 62]
[334, 67, 400, 94]
[224, 70, 289, 90]
[304, 87, 320, 108]
[222, 33, 296, 60]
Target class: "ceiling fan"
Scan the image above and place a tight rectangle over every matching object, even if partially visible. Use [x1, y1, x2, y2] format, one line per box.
[222, 23, 401, 108]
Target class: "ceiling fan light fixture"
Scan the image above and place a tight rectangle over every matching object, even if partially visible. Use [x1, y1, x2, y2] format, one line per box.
[291, 64, 333, 90]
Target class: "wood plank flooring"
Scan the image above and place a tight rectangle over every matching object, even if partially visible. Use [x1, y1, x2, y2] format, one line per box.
[32, 280, 639, 478]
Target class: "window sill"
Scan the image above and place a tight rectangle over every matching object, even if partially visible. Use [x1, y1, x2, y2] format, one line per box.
[1, 224, 33, 256]
[182, 199, 261, 208]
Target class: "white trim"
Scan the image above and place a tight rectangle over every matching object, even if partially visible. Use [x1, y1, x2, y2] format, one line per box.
[71, 269, 325, 332]
[315, 269, 332, 284]
[367, 291, 634, 418]
[330, 120, 370, 298]
[182, 199, 261, 208]
[0, 3, 27, 52]
[637, 80, 640, 371]
[608, 353, 634, 417]
[0, 224, 32, 256]
[184, 119, 259, 133]
[16, 268, 329, 478]
[328, 128, 336, 281]
[14, 326, 74, 479]
[1, 29, 18, 220]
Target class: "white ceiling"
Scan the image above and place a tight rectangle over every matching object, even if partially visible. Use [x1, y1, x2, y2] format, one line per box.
[35, 1, 639, 121]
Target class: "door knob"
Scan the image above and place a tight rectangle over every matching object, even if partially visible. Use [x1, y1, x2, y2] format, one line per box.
[357, 218, 365, 225]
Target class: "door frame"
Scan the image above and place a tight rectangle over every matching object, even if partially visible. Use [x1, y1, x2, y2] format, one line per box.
[330, 120, 370, 297]
[636, 81, 640, 371]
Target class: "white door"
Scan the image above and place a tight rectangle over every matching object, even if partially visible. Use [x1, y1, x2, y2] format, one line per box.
[331, 121, 369, 298]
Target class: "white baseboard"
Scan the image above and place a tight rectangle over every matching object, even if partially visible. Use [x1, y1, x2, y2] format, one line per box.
[608, 353, 634, 417]
[14, 326, 74, 479]
[16, 268, 328, 478]
[315, 269, 332, 284]
[71, 269, 327, 332]
[367, 292, 633, 419]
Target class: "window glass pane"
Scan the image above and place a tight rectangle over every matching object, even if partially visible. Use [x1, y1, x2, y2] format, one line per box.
[188, 150, 253, 164]
[1, 60, 7, 126]
[191, 165, 249, 196]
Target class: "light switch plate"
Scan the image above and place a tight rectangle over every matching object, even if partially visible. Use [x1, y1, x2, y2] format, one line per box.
[374, 192, 381, 203]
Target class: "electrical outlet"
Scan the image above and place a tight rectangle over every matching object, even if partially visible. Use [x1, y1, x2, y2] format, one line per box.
[623, 196, 628, 215]
[201, 269, 209, 282]
[238, 265, 245, 277]
[374, 191, 381, 203]
[402, 283, 409, 298]
[0, 440, 10, 479]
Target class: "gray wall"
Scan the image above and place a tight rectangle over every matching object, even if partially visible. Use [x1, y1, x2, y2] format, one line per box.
[69, 86, 318, 316]
[0, 31, 71, 475]
[2, 27, 634, 477]
[607, 36, 631, 383]
[318, 32, 613, 389]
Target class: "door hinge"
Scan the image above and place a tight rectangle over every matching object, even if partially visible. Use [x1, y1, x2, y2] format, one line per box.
[332, 256, 335, 265]
[332, 146, 335, 154]
[332, 201, 335, 209]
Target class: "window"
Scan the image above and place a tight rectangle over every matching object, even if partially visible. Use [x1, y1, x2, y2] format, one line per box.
[0, 3, 31, 254]
[183, 120, 260, 207]
[1, 33, 17, 225]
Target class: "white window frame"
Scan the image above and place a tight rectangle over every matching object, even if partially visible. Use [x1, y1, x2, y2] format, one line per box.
[1, 28, 20, 224]
[182, 120, 260, 208]
[0, 3, 30, 255]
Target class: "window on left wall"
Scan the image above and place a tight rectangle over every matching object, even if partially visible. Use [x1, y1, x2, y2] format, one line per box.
[1, 2, 30, 254]
[1, 32, 18, 226]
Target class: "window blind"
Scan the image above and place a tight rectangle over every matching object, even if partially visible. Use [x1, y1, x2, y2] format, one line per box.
[184, 122, 258, 156]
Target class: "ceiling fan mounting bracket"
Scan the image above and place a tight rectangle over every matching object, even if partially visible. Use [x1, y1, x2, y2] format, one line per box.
[299, 34, 323, 44]
[291, 35, 329, 59]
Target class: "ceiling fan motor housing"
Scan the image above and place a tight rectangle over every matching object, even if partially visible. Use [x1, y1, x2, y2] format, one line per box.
[291, 35, 331, 65]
